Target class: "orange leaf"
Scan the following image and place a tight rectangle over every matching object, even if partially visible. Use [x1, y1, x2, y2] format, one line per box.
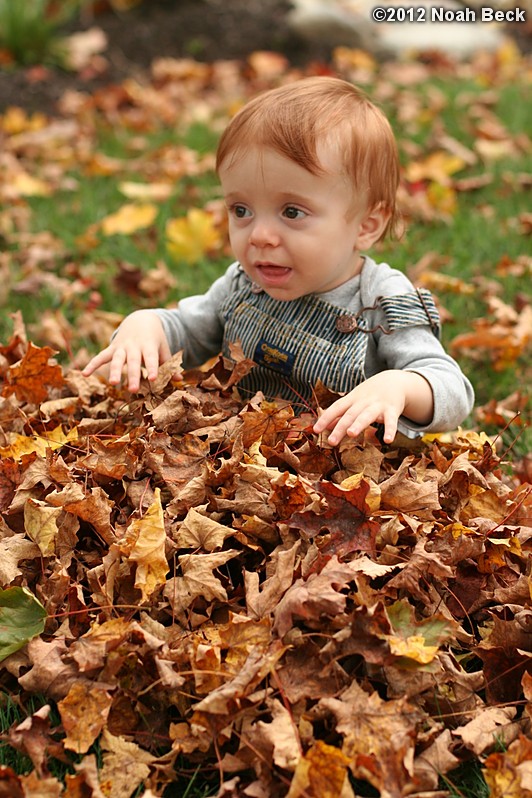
[58, 681, 112, 754]
[2, 343, 64, 404]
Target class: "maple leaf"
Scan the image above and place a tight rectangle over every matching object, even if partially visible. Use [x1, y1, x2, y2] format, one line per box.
[250, 697, 301, 771]
[166, 207, 222, 263]
[483, 735, 532, 797]
[2, 342, 64, 404]
[273, 556, 360, 638]
[0, 424, 78, 461]
[404, 150, 466, 185]
[23, 499, 63, 557]
[174, 506, 236, 551]
[46, 483, 115, 544]
[58, 681, 113, 754]
[164, 549, 240, 620]
[318, 681, 424, 798]
[287, 740, 351, 798]
[385, 599, 458, 666]
[0, 534, 41, 584]
[98, 730, 155, 798]
[287, 479, 380, 559]
[121, 487, 169, 602]
[118, 180, 174, 201]
[5, 705, 56, 779]
[379, 455, 441, 517]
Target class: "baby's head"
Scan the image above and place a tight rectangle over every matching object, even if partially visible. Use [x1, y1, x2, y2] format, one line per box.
[216, 76, 400, 239]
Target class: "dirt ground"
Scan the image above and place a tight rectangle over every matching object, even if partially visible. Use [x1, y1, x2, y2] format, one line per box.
[0, 0, 318, 113]
[0, 0, 529, 114]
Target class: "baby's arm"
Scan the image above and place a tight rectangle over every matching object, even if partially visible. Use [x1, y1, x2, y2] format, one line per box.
[313, 369, 434, 446]
[82, 262, 243, 391]
[82, 310, 171, 392]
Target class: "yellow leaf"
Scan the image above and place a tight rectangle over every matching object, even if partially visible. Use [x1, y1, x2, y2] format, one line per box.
[388, 633, 439, 664]
[405, 151, 466, 185]
[11, 171, 52, 197]
[166, 208, 222, 264]
[0, 425, 78, 461]
[427, 182, 457, 216]
[24, 499, 63, 557]
[339, 472, 381, 512]
[333, 46, 377, 73]
[101, 203, 158, 236]
[118, 181, 174, 201]
[1, 106, 47, 134]
[122, 487, 169, 602]
[287, 740, 350, 798]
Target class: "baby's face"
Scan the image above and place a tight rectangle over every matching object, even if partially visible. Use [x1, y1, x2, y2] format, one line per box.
[219, 145, 379, 300]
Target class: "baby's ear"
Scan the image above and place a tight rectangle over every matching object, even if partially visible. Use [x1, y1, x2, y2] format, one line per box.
[355, 205, 391, 250]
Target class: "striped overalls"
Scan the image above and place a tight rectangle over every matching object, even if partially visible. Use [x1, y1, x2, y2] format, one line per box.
[220, 281, 440, 408]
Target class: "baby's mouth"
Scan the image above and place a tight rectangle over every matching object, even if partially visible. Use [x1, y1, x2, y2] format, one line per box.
[255, 263, 292, 282]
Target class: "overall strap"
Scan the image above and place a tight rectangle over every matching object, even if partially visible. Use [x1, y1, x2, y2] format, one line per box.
[378, 289, 441, 338]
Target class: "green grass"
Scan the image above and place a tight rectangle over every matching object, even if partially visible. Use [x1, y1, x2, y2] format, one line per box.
[0, 0, 81, 66]
[0, 691, 218, 795]
[442, 761, 490, 798]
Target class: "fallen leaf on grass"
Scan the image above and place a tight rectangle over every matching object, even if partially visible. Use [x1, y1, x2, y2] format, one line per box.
[166, 208, 223, 263]
[100, 202, 158, 236]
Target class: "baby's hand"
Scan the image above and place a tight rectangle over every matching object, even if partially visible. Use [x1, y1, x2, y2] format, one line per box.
[82, 310, 171, 392]
[313, 370, 433, 446]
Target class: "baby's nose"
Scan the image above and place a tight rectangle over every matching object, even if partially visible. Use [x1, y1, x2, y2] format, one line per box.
[249, 219, 279, 247]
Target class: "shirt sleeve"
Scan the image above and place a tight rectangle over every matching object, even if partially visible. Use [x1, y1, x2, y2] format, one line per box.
[360, 259, 475, 435]
[153, 261, 242, 368]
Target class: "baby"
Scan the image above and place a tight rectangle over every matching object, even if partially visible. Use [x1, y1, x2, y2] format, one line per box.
[83, 76, 474, 446]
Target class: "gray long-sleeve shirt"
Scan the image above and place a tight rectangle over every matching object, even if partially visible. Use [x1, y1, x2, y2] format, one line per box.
[151, 257, 474, 435]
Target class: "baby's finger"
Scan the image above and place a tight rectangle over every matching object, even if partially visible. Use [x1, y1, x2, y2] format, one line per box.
[326, 405, 367, 446]
[108, 348, 128, 386]
[381, 407, 399, 444]
[313, 400, 349, 433]
[82, 348, 113, 376]
[143, 346, 161, 382]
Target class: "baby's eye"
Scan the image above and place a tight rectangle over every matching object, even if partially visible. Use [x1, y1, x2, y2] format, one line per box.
[283, 206, 305, 220]
[231, 204, 251, 219]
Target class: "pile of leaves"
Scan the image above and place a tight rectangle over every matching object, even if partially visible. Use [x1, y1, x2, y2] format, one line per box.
[0, 319, 530, 798]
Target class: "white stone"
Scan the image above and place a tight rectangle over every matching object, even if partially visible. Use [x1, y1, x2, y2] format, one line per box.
[287, 0, 505, 58]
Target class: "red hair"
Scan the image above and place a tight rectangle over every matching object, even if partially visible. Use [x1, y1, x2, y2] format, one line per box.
[216, 76, 400, 238]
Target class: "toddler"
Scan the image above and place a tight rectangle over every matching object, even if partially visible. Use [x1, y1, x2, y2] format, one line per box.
[83, 77, 474, 446]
